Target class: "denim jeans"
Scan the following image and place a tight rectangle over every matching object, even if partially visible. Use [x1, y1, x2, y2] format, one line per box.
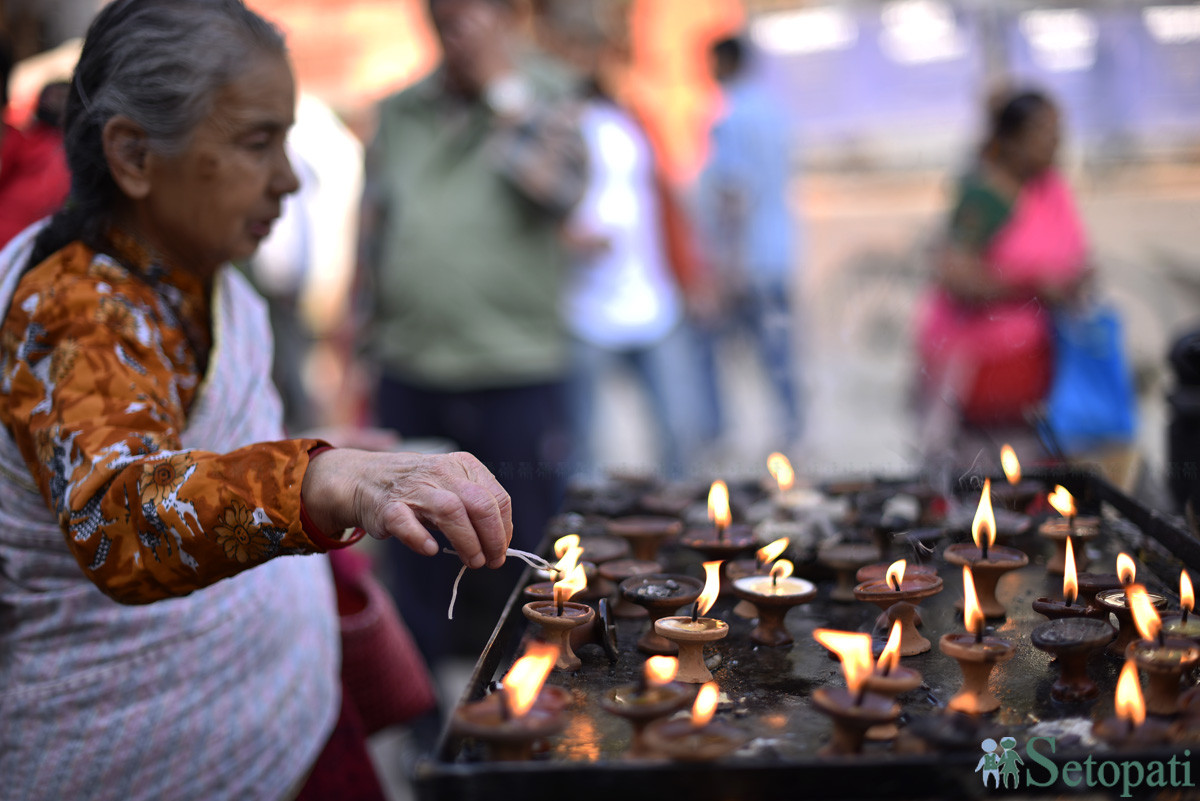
[567, 323, 701, 480]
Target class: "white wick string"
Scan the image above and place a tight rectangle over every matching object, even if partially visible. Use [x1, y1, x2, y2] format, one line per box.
[445, 547, 554, 619]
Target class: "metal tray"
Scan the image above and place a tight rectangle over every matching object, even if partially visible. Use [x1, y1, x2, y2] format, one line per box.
[414, 466, 1200, 801]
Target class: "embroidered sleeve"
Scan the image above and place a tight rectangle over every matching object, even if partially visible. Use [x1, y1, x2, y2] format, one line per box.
[0, 248, 329, 604]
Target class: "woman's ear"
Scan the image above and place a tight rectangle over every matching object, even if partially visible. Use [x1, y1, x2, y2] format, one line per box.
[102, 115, 152, 199]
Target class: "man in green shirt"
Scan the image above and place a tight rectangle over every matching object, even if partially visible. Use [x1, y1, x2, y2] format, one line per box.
[359, 0, 586, 667]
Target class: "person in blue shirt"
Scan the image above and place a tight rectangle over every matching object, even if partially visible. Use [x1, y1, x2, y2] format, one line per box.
[694, 35, 804, 451]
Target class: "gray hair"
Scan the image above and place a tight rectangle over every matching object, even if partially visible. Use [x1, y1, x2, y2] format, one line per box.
[30, 0, 287, 269]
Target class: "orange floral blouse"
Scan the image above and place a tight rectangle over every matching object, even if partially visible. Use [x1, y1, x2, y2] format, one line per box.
[0, 236, 337, 604]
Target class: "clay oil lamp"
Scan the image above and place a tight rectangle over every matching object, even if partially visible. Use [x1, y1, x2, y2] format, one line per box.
[1094, 659, 1171, 747]
[1124, 584, 1200, 716]
[1039, 485, 1098, 576]
[599, 656, 693, 759]
[731, 558, 817, 646]
[522, 563, 595, 671]
[938, 565, 1014, 714]
[599, 557, 664, 619]
[451, 642, 566, 761]
[605, 515, 681, 563]
[863, 620, 924, 741]
[818, 541, 882, 603]
[943, 479, 1028, 619]
[655, 561, 729, 683]
[728, 536, 790, 619]
[990, 444, 1043, 512]
[680, 481, 756, 592]
[811, 629, 900, 755]
[643, 680, 747, 762]
[1032, 537, 1098, 621]
[853, 558, 943, 656]
[1030, 616, 1115, 702]
[619, 573, 703, 656]
[1162, 570, 1200, 644]
[1095, 554, 1169, 657]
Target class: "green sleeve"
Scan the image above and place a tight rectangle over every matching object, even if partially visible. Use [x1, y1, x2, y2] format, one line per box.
[947, 173, 1013, 251]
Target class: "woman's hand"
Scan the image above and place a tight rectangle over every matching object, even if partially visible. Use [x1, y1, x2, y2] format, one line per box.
[301, 449, 513, 569]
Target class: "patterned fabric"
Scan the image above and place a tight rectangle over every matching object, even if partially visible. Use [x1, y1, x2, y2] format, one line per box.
[0, 224, 340, 801]
[0, 233, 329, 603]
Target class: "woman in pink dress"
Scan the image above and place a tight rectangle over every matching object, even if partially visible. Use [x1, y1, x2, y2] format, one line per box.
[916, 89, 1091, 460]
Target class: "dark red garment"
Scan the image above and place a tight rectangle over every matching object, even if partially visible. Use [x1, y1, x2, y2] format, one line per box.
[295, 680, 389, 801]
[0, 121, 70, 248]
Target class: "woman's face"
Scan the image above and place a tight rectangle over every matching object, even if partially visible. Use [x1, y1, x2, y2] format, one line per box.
[1012, 103, 1061, 177]
[137, 51, 298, 277]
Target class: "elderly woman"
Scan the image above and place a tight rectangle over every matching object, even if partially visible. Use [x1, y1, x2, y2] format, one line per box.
[0, 2, 511, 799]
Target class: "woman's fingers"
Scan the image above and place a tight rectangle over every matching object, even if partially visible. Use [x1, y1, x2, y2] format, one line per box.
[369, 452, 513, 568]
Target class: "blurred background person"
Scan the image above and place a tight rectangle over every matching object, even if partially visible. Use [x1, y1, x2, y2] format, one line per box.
[692, 34, 805, 459]
[537, 0, 705, 482]
[0, 36, 70, 248]
[248, 91, 365, 436]
[357, 0, 586, 679]
[915, 88, 1092, 472]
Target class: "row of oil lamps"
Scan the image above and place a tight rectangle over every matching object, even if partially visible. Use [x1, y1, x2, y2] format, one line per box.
[451, 450, 1200, 763]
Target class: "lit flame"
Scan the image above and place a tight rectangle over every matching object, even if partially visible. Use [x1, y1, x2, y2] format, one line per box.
[971, 479, 996, 551]
[767, 452, 795, 492]
[756, 537, 790, 565]
[813, 629, 874, 696]
[1117, 553, 1136, 585]
[552, 563, 587, 608]
[553, 534, 580, 559]
[692, 681, 720, 726]
[502, 641, 559, 717]
[1063, 536, 1078, 605]
[1047, 485, 1076, 519]
[708, 480, 731, 530]
[1115, 659, 1146, 727]
[885, 559, 906, 590]
[1126, 584, 1161, 643]
[963, 566, 984, 637]
[644, 656, 678, 687]
[1000, 445, 1021, 484]
[1182, 571, 1195, 615]
[553, 545, 583, 577]
[695, 560, 723, 616]
[877, 619, 903, 674]
[769, 559, 794, 582]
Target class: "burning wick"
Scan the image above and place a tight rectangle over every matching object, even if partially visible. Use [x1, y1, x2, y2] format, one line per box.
[813, 629, 874, 708]
[756, 537, 789, 572]
[1182, 570, 1194, 625]
[964, 565, 984, 645]
[972, 480, 995, 562]
[1064, 537, 1078, 608]
[1049, 486, 1078, 537]
[1117, 553, 1136, 587]
[691, 560, 722, 623]
[708, 480, 731, 543]
[885, 559, 905, 593]
[636, 655, 678, 696]
[878, 620, 902, 679]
